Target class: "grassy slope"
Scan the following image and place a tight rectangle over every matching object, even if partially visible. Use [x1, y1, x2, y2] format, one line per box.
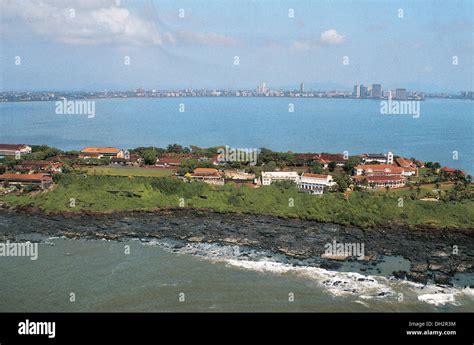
[1, 175, 473, 230]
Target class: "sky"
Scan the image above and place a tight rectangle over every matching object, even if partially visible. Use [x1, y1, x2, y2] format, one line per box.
[0, 0, 473, 92]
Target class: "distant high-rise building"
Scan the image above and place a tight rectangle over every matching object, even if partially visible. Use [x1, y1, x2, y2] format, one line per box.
[353, 84, 362, 98]
[300, 82, 305, 93]
[371, 84, 382, 98]
[461, 91, 473, 99]
[395, 88, 407, 100]
[360, 85, 368, 98]
[256, 83, 267, 94]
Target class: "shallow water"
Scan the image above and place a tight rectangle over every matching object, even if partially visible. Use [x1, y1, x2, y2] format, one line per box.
[0, 237, 472, 312]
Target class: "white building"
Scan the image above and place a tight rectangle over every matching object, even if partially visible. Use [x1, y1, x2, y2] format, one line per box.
[297, 173, 336, 195]
[261, 171, 299, 185]
[0, 144, 32, 158]
[361, 152, 393, 164]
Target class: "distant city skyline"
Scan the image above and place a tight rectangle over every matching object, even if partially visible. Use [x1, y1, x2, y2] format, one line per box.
[1, 0, 473, 92]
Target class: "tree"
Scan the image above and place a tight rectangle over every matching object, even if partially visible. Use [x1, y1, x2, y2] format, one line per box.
[328, 161, 337, 172]
[142, 151, 157, 165]
[310, 162, 324, 174]
[334, 175, 348, 192]
[166, 144, 185, 154]
[262, 161, 277, 172]
[178, 158, 198, 175]
[272, 180, 296, 190]
[343, 156, 361, 173]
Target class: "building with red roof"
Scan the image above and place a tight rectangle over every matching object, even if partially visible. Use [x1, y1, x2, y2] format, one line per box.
[298, 173, 336, 194]
[188, 168, 224, 185]
[0, 144, 32, 157]
[353, 175, 406, 189]
[79, 147, 123, 159]
[0, 173, 53, 189]
[354, 164, 414, 177]
[441, 167, 465, 176]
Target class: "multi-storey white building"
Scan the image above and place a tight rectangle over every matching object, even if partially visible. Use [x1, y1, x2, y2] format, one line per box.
[361, 152, 393, 164]
[260, 171, 299, 185]
[297, 173, 336, 195]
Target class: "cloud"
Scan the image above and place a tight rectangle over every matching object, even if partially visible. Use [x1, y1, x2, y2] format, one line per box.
[292, 29, 345, 50]
[320, 29, 345, 45]
[0, 0, 235, 47]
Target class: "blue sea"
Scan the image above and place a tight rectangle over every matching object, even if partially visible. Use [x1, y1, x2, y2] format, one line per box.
[0, 97, 472, 172]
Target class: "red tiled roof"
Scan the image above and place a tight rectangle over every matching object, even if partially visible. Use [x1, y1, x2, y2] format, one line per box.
[193, 168, 219, 174]
[316, 153, 347, 162]
[0, 144, 29, 151]
[395, 157, 415, 168]
[81, 147, 121, 153]
[0, 173, 52, 182]
[304, 173, 330, 179]
[441, 167, 465, 175]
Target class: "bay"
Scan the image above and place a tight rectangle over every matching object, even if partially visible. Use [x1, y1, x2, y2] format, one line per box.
[0, 97, 472, 172]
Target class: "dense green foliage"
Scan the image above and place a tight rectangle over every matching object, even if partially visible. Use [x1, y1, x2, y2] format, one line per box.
[1, 175, 473, 230]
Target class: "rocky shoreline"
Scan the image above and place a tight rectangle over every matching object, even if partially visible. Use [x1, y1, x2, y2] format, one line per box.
[0, 205, 473, 285]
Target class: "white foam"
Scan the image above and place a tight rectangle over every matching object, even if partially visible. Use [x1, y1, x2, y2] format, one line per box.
[400, 280, 467, 306]
[225, 258, 394, 298]
[141, 239, 471, 306]
[417, 293, 456, 306]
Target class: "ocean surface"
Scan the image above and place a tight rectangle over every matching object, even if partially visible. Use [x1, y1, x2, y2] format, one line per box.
[0, 98, 472, 173]
[0, 237, 473, 312]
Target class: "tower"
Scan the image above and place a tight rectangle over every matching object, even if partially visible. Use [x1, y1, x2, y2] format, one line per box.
[387, 152, 394, 165]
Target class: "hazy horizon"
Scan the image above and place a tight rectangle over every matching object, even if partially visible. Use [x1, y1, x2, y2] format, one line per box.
[1, 0, 473, 93]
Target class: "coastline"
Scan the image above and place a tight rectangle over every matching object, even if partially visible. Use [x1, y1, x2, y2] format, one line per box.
[1, 205, 472, 287]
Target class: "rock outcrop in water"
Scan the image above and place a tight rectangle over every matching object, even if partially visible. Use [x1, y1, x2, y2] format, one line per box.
[0, 206, 472, 285]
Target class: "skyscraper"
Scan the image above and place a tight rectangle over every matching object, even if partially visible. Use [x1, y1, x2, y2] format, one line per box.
[353, 84, 362, 98]
[300, 82, 305, 93]
[360, 85, 368, 98]
[371, 84, 382, 98]
[256, 83, 267, 94]
[395, 88, 407, 100]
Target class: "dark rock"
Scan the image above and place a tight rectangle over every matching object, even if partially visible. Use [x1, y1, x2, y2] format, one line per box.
[392, 270, 407, 279]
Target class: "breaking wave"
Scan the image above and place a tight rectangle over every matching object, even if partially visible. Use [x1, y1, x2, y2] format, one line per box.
[140, 239, 472, 306]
